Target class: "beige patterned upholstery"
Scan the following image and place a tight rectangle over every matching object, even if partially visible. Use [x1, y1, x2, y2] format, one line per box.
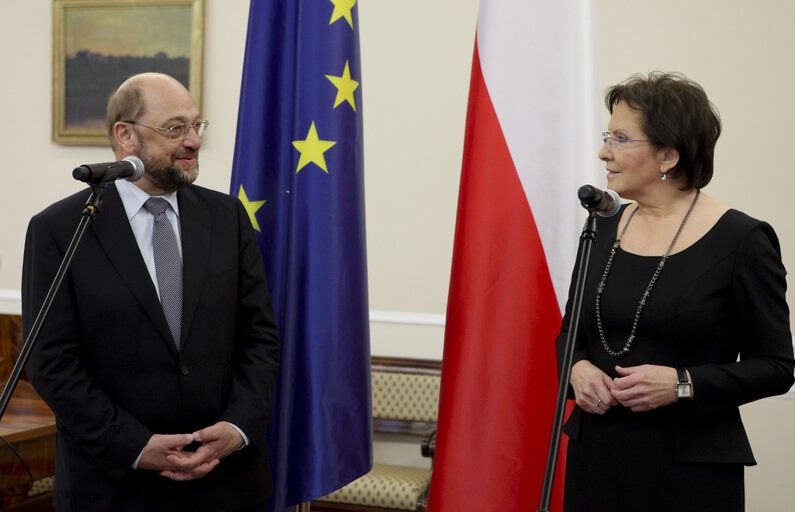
[318, 463, 431, 511]
[315, 359, 441, 512]
[27, 476, 54, 496]
[372, 372, 440, 423]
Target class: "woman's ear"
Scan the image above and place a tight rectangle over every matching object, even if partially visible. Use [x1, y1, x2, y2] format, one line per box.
[660, 146, 680, 173]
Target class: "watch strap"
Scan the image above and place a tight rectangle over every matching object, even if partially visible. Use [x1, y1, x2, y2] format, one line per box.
[676, 368, 688, 384]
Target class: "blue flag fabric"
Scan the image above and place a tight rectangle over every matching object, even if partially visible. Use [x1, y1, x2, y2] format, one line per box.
[230, 1, 372, 509]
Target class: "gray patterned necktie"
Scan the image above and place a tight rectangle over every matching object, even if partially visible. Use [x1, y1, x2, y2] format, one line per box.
[144, 197, 183, 350]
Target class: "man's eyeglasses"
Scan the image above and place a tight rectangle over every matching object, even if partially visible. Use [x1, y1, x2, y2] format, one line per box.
[602, 131, 650, 151]
[125, 120, 209, 140]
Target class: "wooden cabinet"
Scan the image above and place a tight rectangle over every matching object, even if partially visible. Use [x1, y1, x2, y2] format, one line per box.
[0, 314, 56, 512]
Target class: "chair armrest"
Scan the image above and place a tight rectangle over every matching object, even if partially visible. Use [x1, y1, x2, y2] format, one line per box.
[421, 429, 436, 460]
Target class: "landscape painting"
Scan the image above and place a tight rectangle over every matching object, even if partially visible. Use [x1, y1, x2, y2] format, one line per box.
[52, 0, 203, 145]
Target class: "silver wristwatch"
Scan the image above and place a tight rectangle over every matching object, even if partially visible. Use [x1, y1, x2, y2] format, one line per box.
[676, 368, 692, 399]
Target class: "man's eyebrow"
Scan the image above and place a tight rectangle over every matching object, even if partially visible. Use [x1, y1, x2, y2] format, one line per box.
[161, 115, 201, 125]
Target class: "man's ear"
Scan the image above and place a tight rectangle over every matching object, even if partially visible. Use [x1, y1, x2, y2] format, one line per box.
[661, 147, 679, 173]
[114, 122, 138, 154]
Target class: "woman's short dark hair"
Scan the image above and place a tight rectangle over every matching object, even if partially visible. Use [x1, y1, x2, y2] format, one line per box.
[605, 72, 721, 190]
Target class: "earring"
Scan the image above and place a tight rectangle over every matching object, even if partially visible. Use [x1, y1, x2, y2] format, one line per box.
[660, 173, 668, 181]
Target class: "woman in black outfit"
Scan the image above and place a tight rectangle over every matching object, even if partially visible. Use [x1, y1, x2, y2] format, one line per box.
[558, 72, 794, 511]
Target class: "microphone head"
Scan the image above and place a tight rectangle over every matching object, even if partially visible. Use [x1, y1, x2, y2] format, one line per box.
[577, 185, 597, 204]
[596, 189, 621, 217]
[123, 156, 145, 182]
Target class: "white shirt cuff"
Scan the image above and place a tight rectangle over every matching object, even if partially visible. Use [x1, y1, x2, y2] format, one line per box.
[228, 422, 250, 449]
[132, 449, 144, 469]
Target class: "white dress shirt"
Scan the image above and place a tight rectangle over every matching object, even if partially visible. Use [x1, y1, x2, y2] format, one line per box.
[115, 180, 248, 468]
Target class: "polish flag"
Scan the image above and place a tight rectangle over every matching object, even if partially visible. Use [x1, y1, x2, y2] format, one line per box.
[427, 1, 603, 510]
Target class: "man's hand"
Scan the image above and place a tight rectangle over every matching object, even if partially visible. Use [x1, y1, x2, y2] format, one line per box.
[611, 364, 678, 412]
[160, 422, 244, 481]
[137, 433, 196, 473]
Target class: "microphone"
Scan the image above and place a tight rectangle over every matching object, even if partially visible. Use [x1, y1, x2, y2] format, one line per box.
[73, 156, 144, 184]
[578, 185, 621, 217]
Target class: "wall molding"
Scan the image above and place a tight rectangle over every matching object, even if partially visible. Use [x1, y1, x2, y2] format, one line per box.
[369, 310, 445, 327]
[0, 288, 21, 301]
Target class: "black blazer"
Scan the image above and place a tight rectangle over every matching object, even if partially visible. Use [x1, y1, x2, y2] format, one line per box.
[23, 183, 280, 511]
[557, 207, 794, 466]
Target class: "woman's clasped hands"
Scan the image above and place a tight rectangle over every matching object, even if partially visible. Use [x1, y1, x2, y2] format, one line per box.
[571, 360, 680, 414]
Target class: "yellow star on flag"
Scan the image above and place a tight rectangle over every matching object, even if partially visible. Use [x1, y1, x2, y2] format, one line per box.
[237, 185, 266, 232]
[325, 60, 359, 111]
[292, 121, 337, 174]
[329, 0, 356, 29]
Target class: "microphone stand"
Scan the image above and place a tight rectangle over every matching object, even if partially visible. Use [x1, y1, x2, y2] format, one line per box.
[537, 209, 599, 512]
[0, 185, 105, 422]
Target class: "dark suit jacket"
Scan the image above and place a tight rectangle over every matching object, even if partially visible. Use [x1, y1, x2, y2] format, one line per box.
[23, 183, 280, 511]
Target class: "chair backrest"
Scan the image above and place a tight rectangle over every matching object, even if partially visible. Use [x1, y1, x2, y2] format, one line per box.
[371, 356, 442, 436]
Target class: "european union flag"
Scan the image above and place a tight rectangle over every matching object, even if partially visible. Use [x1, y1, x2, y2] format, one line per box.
[230, 1, 372, 510]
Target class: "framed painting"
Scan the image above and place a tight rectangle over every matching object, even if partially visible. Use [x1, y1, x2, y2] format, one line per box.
[52, 0, 204, 145]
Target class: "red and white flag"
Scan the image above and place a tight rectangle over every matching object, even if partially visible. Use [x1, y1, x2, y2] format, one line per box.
[428, 1, 603, 510]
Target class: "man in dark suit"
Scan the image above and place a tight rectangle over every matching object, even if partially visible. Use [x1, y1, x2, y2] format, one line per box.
[23, 73, 280, 511]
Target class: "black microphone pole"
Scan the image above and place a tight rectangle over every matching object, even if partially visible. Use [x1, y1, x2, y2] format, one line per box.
[537, 208, 599, 512]
[0, 185, 105, 421]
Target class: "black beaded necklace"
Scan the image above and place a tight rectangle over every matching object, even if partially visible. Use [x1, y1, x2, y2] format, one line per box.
[595, 189, 700, 357]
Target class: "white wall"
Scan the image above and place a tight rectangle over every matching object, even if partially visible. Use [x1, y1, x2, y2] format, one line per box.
[1, 1, 793, 509]
[361, 0, 478, 359]
[0, 0, 252, 308]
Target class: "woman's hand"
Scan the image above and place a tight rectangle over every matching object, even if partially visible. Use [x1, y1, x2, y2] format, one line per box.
[570, 360, 619, 415]
[611, 365, 678, 412]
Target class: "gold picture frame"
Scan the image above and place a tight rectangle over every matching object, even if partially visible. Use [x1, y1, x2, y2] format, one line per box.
[52, 0, 204, 145]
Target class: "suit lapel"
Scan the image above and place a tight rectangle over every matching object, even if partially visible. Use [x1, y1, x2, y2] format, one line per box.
[90, 185, 177, 354]
[177, 187, 210, 351]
